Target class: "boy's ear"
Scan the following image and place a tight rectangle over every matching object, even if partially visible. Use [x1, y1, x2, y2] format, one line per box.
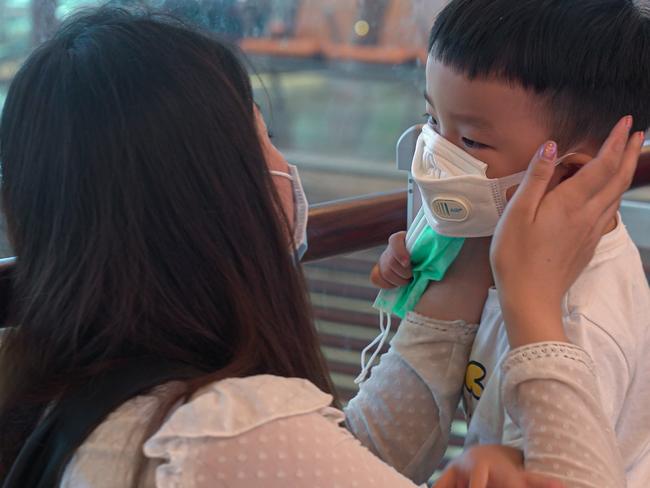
[557, 152, 593, 180]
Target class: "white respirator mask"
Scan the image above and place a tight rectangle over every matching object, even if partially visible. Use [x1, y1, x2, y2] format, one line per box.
[411, 125, 525, 238]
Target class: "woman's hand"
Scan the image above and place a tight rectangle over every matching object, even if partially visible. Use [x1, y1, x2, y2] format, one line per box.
[434, 445, 564, 488]
[491, 116, 643, 347]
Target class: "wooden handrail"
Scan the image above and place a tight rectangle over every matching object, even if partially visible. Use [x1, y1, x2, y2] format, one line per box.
[302, 189, 407, 262]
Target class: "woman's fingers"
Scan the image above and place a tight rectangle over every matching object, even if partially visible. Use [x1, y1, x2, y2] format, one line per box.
[468, 462, 489, 488]
[569, 116, 636, 202]
[589, 130, 644, 209]
[523, 472, 565, 488]
[433, 467, 458, 488]
[507, 141, 558, 219]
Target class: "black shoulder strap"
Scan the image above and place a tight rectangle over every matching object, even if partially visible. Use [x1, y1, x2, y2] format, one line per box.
[3, 357, 201, 488]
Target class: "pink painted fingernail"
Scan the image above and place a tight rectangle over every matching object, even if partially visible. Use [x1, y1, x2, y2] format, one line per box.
[540, 141, 557, 160]
[624, 115, 633, 129]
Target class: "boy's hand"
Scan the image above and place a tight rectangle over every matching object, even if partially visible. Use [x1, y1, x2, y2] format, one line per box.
[434, 445, 564, 488]
[370, 231, 413, 288]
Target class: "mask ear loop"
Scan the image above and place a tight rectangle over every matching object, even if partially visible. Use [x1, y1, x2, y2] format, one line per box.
[553, 152, 579, 167]
[354, 311, 392, 384]
[270, 170, 293, 180]
[497, 152, 580, 213]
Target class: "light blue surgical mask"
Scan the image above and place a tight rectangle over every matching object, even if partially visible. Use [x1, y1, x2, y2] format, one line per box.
[271, 164, 308, 261]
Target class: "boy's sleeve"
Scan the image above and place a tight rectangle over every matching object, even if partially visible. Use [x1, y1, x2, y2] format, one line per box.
[344, 312, 477, 484]
[502, 342, 626, 488]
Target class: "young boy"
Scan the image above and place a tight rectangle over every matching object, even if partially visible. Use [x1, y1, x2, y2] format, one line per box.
[351, 0, 650, 486]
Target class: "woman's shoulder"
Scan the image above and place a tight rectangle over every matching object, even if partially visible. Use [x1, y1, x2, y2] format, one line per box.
[144, 374, 339, 450]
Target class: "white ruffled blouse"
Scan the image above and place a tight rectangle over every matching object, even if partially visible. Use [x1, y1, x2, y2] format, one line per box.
[60, 313, 622, 487]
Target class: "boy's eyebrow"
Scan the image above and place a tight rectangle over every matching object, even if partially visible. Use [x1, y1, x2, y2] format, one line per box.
[423, 90, 492, 130]
[451, 112, 492, 130]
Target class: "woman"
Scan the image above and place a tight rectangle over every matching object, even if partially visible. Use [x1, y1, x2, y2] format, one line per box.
[0, 7, 639, 488]
[0, 8, 335, 485]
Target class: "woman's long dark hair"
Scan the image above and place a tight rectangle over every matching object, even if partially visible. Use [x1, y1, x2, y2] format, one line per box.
[0, 7, 335, 482]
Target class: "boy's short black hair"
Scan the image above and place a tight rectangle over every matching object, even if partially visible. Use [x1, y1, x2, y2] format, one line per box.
[429, 0, 650, 147]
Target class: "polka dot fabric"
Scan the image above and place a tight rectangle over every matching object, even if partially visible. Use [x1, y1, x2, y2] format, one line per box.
[148, 411, 424, 487]
[345, 312, 478, 484]
[502, 342, 626, 488]
[60, 318, 623, 488]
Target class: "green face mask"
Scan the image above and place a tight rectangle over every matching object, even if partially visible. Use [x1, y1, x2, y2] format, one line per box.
[355, 209, 464, 384]
[373, 208, 465, 318]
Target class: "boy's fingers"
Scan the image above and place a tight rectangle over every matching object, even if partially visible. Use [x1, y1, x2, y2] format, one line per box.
[370, 263, 409, 288]
[380, 248, 411, 282]
[388, 231, 411, 267]
[383, 266, 411, 286]
[389, 259, 413, 280]
[509, 141, 558, 218]
[370, 265, 394, 289]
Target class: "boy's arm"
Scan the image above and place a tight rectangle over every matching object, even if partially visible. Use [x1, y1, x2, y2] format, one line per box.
[345, 313, 478, 484]
[345, 238, 493, 483]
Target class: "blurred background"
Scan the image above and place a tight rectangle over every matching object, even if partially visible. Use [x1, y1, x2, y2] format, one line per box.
[1, 0, 649, 479]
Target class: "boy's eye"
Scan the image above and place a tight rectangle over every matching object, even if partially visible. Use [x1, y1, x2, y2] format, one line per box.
[462, 137, 488, 149]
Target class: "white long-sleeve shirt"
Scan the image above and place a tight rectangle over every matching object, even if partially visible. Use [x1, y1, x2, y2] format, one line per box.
[462, 216, 650, 487]
[60, 313, 624, 487]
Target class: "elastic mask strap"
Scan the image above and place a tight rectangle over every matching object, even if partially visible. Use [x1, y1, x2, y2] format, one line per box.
[354, 311, 392, 384]
[497, 152, 579, 193]
[493, 171, 526, 215]
[270, 170, 293, 181]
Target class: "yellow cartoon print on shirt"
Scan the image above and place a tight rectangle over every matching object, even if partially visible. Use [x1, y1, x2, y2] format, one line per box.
[465, 361, 487, 400]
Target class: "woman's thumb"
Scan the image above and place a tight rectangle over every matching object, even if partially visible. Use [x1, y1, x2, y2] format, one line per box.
[512, 141, 558, 216]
